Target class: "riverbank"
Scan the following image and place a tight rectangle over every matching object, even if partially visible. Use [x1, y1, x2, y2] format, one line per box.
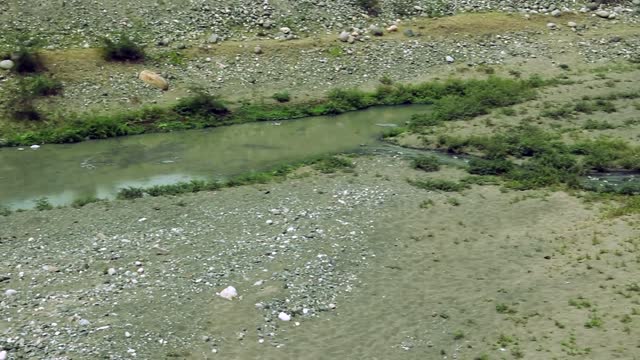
[2, 10, 640, 146]
[1, 155, 639, 359]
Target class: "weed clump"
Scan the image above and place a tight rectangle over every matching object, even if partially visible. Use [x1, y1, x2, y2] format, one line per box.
[357, 0, 381, 16]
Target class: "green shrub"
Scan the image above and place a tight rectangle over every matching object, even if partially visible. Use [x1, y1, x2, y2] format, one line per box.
[412, 155, 441, 172]
[117, 187, 144, 200]
[27, 75, 63, 96]
[272, 91, 291, 103]
[410, 113, 444, 127]
[100, 35, 145, 62]
[35, 197, 53, 211]
[583, 119, 616, 130]
[408, 178, 470, 192]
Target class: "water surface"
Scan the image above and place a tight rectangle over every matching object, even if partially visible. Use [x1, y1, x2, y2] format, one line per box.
[0, 105, 431, 209]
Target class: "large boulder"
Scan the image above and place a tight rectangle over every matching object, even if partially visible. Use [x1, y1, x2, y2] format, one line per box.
[138, 70, 169, 90]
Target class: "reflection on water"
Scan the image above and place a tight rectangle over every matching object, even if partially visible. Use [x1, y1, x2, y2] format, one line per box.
[0, 105, 431, 209]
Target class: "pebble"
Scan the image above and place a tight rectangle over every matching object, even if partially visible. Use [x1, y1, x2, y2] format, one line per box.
[0, 59, 14, 70]
[107, 268, 117, 276]
[596, 10, 611, 18]
[278, 312, 292, 321]
[218, 286, 238, 300]
[0, 350, 6, 360]
[78, 319, 91, 326]
[4, 289, 17, 296]
[567, 21, 577, 27]
[30, 145, 40, 150]
[445, 56, 455, 63]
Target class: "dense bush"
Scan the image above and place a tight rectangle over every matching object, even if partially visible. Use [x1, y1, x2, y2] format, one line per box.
[312, 156, 355, 173]
[101, 35, 146, 62]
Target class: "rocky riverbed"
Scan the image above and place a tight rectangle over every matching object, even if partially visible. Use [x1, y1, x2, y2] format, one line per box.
[2, 156, 640, 359]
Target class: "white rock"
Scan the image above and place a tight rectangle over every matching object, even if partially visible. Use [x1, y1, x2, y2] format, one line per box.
[278, 312, 291, 321]
[595, 10, 610, 18]
[137, 267, 145, 274]
[338, 31, 350, 42]
[0, 59, 14, 70]
[386, 24, 398, 32]
[266, 219, 273, 225]
[547, 22, 557, 29]
[125, 331, 132, 338]
[551, 9, 562, 17]
[30, 144, 40, 150]
[218, 286, 238, 300]
[4, 289, 17, 296]
[78, 319, 90, 326]
[445, 56, 454, 63]
[107, 268, 117, 276]
[0, 350, 7, 360]
[280, 27, 291, 34]
[567, 21, 577, 27]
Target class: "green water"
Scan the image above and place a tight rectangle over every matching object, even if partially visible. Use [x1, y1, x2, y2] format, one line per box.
[0, 105, 431, 209]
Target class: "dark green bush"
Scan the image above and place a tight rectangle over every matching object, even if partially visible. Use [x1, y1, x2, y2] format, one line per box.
[412, 155, 441, 172]
[12, 47, 45, 73]
[272, 91, 291, 103]
[101, 35, 145, 62]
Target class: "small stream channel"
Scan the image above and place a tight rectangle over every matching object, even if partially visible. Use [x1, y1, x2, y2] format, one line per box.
[0, 105, 437, 210]
[0, 105, 635, 210]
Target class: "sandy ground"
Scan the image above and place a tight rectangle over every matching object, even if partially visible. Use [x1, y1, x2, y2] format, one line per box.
[1, 156, 638, 359]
